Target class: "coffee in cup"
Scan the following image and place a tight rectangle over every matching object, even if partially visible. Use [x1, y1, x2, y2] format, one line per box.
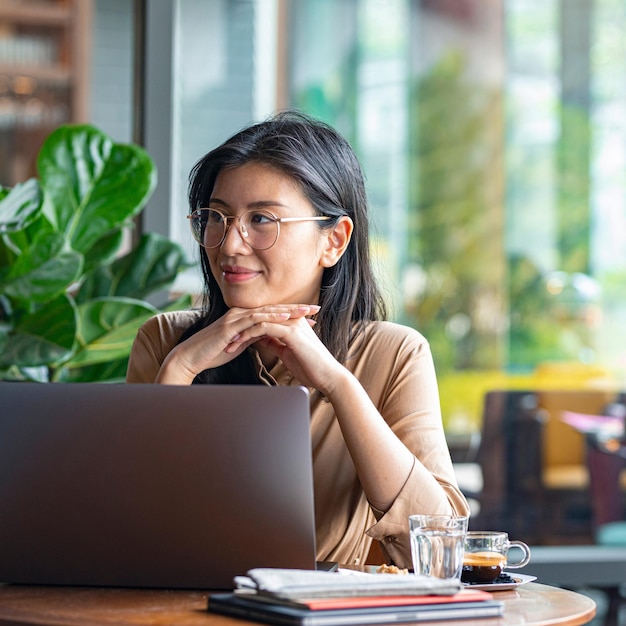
[461, 531, 531, 584]
[461, 550, 505, 583]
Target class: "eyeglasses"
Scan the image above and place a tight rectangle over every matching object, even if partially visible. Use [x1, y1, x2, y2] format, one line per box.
[187, 208, 331, 250]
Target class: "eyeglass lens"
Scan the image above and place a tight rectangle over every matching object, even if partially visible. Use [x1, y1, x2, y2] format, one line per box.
[190, 209, 279, 250]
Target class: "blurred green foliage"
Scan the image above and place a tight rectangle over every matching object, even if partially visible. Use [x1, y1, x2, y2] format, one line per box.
[0, 125, 191, 383]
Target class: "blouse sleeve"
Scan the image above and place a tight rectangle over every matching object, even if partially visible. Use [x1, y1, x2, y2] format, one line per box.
[125, 321, 164, 383]
[362, 325, 470, 567]
[125, 311, 201, 383]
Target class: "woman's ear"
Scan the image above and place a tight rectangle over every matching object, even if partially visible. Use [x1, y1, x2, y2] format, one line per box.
[320, 216, 354, 268]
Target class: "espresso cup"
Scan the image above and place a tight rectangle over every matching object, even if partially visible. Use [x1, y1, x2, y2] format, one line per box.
[461, 531, 531, 584]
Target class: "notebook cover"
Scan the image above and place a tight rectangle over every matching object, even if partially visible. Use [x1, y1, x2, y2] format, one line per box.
[208, 592, 504, 626]
[248, 587, 494, 610]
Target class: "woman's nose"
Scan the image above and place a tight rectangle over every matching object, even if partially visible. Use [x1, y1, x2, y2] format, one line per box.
[220, 218, 250, 253]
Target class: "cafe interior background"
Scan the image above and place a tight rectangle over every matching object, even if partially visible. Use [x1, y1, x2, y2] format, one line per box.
[1, 0, 626, 620]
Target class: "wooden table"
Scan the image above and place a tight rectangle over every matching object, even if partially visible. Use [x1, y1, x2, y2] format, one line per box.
[0, 582, 596, 626]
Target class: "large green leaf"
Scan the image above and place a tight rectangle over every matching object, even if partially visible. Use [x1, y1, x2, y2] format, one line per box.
[77, 232, 190, 302]
[0, 294, 77, 368]
[0, 124, 190, 384]
[54, 358, 130, 383]
[2, 211, 55, 257]
[0, 190, 48, 281]
[1, 231, 83, 303]
[55, 294, 192, 382]
[0, 365, 50, 383]
[0, 237, 18, 281]
[0, 179, 43, 234]
[37, 125, 157, 254]
[0, 315, 8, 357]
[82, 228, 125, 274]
[65, 297, 159, 368]
[110, 233, 190, 298]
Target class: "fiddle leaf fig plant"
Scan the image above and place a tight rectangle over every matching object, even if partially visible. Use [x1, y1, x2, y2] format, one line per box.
[0, 124, 192, 383]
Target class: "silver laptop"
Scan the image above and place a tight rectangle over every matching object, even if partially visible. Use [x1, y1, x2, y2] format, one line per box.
[0, 382, 317, 589]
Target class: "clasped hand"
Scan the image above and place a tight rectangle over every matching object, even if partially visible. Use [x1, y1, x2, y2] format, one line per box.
[157, 304, 343, 395]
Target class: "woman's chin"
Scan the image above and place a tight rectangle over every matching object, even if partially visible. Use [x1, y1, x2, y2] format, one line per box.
[223, 296, 267, 310]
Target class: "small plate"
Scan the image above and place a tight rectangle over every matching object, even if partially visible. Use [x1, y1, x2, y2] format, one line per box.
[462, 572, 537, 591]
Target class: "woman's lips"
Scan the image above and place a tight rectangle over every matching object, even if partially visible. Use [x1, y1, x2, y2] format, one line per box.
[221, 265, 260, 283]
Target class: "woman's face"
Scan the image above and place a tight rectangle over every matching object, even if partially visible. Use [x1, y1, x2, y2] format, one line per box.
[203, 162, 332, 309]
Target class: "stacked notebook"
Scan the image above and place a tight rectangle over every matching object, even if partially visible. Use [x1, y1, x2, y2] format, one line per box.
[207, 568, 504, 625]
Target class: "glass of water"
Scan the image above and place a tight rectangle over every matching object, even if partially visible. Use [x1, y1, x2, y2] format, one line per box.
[409, 514, 469, 580]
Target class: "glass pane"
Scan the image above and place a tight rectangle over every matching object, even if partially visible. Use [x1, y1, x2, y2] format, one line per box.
[505, 0, 560, 369]
[89, 0, 134, 143]
[590, 0, 626, 383]
[286, 0, 626, 433]
[290, 0, 410, 312]
[171, 0, 261, 283]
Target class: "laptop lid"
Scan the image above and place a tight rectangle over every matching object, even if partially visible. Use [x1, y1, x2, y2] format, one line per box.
[0, 382, 317, 590]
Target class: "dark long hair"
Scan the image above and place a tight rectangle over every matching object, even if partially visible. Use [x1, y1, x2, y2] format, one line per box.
[181, 110, 387, 384]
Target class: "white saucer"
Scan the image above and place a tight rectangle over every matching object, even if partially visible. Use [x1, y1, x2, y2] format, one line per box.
[462, 572, 537, 591]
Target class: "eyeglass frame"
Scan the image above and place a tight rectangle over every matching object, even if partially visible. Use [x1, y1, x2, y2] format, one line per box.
[187, 207, 332, 250]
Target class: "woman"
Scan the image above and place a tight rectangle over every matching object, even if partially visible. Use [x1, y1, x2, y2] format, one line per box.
[126, 110, 469, 568]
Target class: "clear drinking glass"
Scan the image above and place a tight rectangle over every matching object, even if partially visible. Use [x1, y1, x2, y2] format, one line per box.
[409, 514, 469, 580]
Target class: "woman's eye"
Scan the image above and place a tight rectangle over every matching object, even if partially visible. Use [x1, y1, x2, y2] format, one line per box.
[206, 210, 226, 224]
[248, 212, 275, 225]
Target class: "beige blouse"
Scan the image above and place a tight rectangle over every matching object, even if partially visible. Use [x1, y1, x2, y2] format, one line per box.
[126, 310, 469, 568]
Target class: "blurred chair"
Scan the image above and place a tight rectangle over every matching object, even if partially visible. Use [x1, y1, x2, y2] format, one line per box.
[537, 390, 614, 493]
[459, 389, 626, 545]
[459, 390, 547, 544]
[586, 397, 626, 626]
[537, 390, 626, 543]
[588, 396, 626, 545]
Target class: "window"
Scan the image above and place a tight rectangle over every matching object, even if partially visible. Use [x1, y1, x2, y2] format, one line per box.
[145, 0, 626, 431]
[284, 0, 626, 430]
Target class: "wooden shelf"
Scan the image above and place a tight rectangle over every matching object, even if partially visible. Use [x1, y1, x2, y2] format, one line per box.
[0, 2, 72, 27]
[0, 0, 92, 186]
[1, 63, 71, 84]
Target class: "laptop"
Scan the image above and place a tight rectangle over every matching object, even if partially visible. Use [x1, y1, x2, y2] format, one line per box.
[0, 382, 317, 590]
